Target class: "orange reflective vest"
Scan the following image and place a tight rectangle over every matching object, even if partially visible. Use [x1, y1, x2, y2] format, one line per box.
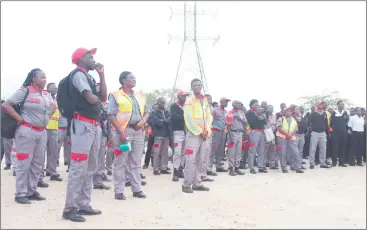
[111, 89, 146, 131]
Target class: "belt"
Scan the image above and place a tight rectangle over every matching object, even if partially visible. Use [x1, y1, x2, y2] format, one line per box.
[73, 114, 99, 125]
[231, 129, 245, 133]
[59, 127, 67, 130]
[22, 122, 45, 131]
[352, 131, 364, 134]
[212, 128, 224, 132]
[251, 128, 264, 132]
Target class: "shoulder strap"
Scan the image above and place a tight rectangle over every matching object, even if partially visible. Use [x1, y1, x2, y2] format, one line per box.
[20, 87, 30, 108]
[68, 68, 83, 98]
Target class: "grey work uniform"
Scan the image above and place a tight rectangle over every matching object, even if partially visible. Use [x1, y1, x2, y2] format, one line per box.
[45, 96, 59, 177]
[308, 111, 328, 166]
[3, 138, 14, 166]
[264, 114, 277, 167]
[105, 142, 113, 173]
[11, 143, 18, 175]
[64, 71, 102, 213]
[227, 110, 246, 169]
[276, 117, 302, 171]
[8, 86, 55, 198]
[57, 116, 70, 165]
[172, 103, 186, 171]
[109, 93, 149, 195]
[93, 117, 108, 186]
[209, 107, 227, 171]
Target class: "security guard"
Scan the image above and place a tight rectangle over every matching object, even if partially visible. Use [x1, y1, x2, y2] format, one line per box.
[108, 71, 149, 200]
[2, 68, 56, 204]
[182, 78, 212, 193]
[226, 100, 246, 176]
[208, 97, 231, 173]
[63, 48, 107, 222]
[276, 107, 304, 173]
[43, 83, 62, 181]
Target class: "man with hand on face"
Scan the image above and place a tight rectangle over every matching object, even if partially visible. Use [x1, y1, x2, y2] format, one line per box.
[62, 48, 107, 222]
[181, 78, 212, 193]
[171, 91, 189, 182]
[148, 97, 171, 176]
[208, 97, 231, 174]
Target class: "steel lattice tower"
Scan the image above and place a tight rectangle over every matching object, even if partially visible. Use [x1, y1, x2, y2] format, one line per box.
[169, 1, 219, 100]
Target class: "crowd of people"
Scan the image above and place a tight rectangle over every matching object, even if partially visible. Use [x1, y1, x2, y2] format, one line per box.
[1, 47, 366, 223]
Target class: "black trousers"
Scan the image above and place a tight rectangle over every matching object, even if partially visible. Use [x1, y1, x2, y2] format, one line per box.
[326, 133, 332, 159]
[303, 134, 310, 158]
[331, 130, 347, 165]
[348, 131, 364, 165]
[144, 135, 154, 166]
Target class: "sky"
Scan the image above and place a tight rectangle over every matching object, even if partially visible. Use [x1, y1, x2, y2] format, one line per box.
[1, 1, 366, 110]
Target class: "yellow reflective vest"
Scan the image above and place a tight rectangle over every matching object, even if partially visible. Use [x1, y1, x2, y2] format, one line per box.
[46, 101, 60, 130]
[111, 89, 146, 131]
[276, 116, 298, 141]
[183, 93, 212, 137]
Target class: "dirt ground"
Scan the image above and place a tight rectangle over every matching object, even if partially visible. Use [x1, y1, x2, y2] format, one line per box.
[1, 156, 366, 229]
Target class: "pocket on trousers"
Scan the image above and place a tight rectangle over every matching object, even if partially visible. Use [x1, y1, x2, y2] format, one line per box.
[16, 153, 29, 160]
[70, 153, 88, 162]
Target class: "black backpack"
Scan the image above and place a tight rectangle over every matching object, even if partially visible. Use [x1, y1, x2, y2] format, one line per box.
[1, 88, 30, 139]
[56, 69, 83, 120]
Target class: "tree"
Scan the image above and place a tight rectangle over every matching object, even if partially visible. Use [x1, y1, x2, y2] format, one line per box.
[144, 88, 182, 108]
[298, 90, 354, 112]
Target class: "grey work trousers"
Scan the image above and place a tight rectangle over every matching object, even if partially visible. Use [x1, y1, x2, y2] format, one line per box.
[172, 130, 186, 170]
[209, 130, 226, 170]
[112, 128, 144, 194]
[265, 141, 277, 167]
[3, 138, 13, 165]
[11, 143, 18, 174]
[293, 134, 305, 168]
[227, 131, 243, 168]
[202, 136, 212, 179]
[64, 119, 101, 213]
[277, 137, 302, 171]
[57, 128, 70, 164]
[309, 131, 327, 166]
[183, 131, 208, 187]
[46, 130, 59, 176]
[105, 142, 113, 172]
[153, 137, 170, 171]
[15, 125, 47, 198]
[248, 130, 266, 169]
[93, 136, 107, 186]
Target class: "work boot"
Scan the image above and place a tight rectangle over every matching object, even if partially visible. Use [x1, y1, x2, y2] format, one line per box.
[326, 161, 331, 166]
[235, 167, 245, 175]
[78, 208, 102, 216]
[142, 165, 148, 169]
[141, 181, 147, 186]
[94, 184, 110, 190]
[356, 163, 364, 166]
[115, 193, 126, 200]
[107, 170, 112, 176]
[202, 176, 214, 182]
[250, 168, 257, 174]
[296, 169, 304, 173]
[228, 167, 237, 176]
[46, 172, 51, 177]
[265, 163, 270, 168]
[37, 181, 49, 188]
[301, 166, 307, 170]
[50, 175, 62, 181]
[125, 181, 131, 187]
[28, 192, 46, 201]
[15, 196, 31, 204]
[339, 164, 347, 167]
[310, 165, 315, 169]
[153, 170, 160, 175]
[178, 166, 184, 178]
[133, 191, 146, 198]
[320, 165, 331, 169]
[182, 185, 193, 193]
[270, 166, 279, 170]
[63, 208, 85, 222]
[140, 173, 146, 179]
[216, 167, 228, 173]
[192, 185, 210, 191]
[207, 171, 218, 176]
[239, 163, 246, 169]
[4, 164, 11, 170]
[160, 169, 171, 175]
[172, 169, 180, 182]
[258, 168, 268, 173]
[282, 169, 289, 173]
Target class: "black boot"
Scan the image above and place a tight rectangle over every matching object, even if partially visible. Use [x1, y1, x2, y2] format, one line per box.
[235, 167, 245, 175]
[172, 168, 179, 182]
[4, 164, 11, 170]
[62, 208, 85, 222]
[228, 167, 237, 176]
[178, 166, 184, 178]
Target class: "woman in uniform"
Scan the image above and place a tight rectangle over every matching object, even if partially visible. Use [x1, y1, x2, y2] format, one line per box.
[2, 68, 56, 204]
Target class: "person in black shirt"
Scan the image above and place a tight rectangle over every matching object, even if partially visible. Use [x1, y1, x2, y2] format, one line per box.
[330, 100, 349, 167]
[143, 104, 158, 169]
[308, 100, 330, 169]
[245, 99, 267, 174]
[293, 106, 307, 170]
[170, 91, 189, 181]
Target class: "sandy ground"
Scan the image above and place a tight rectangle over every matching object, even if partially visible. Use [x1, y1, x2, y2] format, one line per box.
[1, 155, 366, 229]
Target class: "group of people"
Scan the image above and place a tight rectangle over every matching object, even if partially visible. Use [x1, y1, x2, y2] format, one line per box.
[1, 47, 366, 223]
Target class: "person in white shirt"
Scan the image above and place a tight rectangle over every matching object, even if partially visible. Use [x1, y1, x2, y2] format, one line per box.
[348, 107, 365, 166]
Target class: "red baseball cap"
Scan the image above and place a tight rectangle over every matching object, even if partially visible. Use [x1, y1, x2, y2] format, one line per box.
[71, 48, 97, 64]
[177, 91, 190, 97]
[316, 100, 325, 106]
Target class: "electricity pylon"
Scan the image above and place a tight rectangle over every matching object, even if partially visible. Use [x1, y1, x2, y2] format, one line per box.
[168, 1, 220, 101]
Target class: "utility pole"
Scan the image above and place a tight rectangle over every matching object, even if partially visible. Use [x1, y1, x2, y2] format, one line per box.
[168, 1, 220, 102]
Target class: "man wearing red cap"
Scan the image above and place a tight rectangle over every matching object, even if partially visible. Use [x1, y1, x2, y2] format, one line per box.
[170, 91, 189, 182]
[307, 100, 330, 169]
[62, 48, 107, 222]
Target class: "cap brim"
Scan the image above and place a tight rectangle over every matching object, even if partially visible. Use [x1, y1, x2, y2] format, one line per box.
[89, 48, 97, 55]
